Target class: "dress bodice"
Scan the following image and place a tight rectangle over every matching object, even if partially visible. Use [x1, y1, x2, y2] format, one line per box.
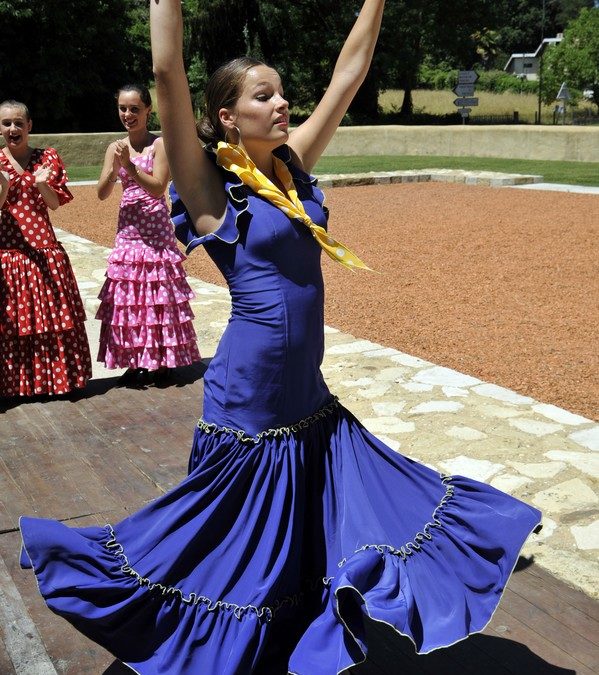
[0, 147, 72, 250]
[171, 145, 332, 434]
[116, 142, 172, 247]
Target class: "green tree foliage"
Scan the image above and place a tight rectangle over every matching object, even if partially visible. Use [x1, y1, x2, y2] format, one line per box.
[255, 2, 370, 118]
[0, 0, 150, 132]
[495, 0, 557, 60]
[541, 7, 599, 107]
[378, 0, 503, 115]
[555, 0, 596, 25]
[176, 0, 505, 122]
[2, 0, 595, 131]
[182, 0, 265, 113]
[0, 0, 31, 19]
[472, 29, 501, 67]
[493, 0, 594, 68]
[183, 1, 380, 122]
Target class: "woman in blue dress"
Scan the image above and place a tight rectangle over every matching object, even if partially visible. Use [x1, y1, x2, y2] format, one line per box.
[20, 1, 541, 673]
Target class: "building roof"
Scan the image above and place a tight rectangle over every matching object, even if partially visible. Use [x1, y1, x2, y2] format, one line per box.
[504, 34, 563, 70]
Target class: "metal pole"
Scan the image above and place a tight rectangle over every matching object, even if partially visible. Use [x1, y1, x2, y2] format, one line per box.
[537, 0, 546, 124]
[538, 54, 544, 124]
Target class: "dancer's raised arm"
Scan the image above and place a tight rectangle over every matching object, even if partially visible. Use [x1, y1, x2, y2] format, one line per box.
[288, 0, 385, 173]
[150, 0, 226, 235]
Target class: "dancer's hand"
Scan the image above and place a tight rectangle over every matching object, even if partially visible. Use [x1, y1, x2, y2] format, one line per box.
[115, 140, 132, 168]
[32, 158, 60, 210]
[0, 169, 10, 207]
[33, 162, 53, 186]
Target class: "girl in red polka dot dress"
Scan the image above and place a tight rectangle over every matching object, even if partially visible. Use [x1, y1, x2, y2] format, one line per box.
[96, 84, 200, 385]
[0, 100, 92, 397]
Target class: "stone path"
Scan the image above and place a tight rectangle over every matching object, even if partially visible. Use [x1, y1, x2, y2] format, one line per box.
[314, 167, 544, 188]
[57, 213, 599, 602]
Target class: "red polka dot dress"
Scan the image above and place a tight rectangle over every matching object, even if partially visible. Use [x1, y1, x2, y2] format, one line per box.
[0, 147, 92, 397]
[96, 143, 200, 370]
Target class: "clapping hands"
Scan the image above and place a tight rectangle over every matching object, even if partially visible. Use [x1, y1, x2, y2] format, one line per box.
[115, 140, 132, 168]
[33, 162, 53, 186]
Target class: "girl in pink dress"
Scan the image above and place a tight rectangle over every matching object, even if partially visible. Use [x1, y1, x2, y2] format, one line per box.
[96, 84, 200, 385]
[0, 100, 92, 397]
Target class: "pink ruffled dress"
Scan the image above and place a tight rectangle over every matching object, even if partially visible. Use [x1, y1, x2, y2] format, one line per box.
[96, 143, 201, 370]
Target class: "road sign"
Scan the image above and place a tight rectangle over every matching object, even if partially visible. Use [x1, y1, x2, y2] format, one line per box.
[458, 108, 471, 117]
[458, 70, 479, 85]
[454, 97, 479, 107]
[556, 82, 571, 100]
[453, 83, 475, 97]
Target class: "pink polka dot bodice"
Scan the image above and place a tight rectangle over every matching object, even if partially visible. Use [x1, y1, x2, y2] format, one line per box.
[116, 150, 176, 249]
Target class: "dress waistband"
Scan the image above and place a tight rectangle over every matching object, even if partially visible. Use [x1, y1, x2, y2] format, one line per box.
[196, 397, 340, 444]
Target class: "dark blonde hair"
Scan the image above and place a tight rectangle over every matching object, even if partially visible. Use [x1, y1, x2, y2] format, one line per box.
[197, 57, 267, 145]
[0, 99, 30, 121]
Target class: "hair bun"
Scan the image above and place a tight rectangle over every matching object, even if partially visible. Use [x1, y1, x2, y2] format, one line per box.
[197, 117, 218, 145]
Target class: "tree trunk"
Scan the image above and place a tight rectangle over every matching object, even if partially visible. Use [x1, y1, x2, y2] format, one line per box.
[246, 0, 275, 62]
[347, 71, 380, 122]
[400, 85, 413, 116]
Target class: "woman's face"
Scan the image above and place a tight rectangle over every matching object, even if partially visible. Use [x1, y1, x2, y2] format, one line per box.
[225, 65, 289, 147]
[117, 91, 150, 133]
[0, 105, 31, 152]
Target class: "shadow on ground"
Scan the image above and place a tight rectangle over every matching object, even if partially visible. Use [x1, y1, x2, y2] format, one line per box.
[348, 619, 575, 674]
[103, 628, 574, 675]
[101, 561, 573, 675]
[0, 360, 209, 414]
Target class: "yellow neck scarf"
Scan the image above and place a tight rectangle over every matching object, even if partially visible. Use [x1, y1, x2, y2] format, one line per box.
[215, 142, 371, 271]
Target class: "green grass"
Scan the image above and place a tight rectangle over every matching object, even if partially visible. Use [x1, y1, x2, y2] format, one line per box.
[313, 155, 599, 187]
[67, 156, 599, 187]
[68, 166, 102, 182]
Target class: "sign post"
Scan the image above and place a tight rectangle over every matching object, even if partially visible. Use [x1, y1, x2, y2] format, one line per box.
[555, 81, 571, 125]
[453, 71, 479, 123]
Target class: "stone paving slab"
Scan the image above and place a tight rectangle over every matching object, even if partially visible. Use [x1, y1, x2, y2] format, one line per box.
[508, 182, 599, 194]
[315, 168, 543, 189]
[55, 225, 599, 601]
[70, 169, 544, 193]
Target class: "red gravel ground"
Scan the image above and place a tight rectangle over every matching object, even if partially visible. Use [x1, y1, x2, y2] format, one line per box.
[55, 182, 599, 420]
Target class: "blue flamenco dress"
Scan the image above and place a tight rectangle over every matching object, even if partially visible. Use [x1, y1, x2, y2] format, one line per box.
[20, 146, 541, 674]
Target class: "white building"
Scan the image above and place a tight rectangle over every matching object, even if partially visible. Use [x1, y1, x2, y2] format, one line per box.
[504, 34, 563, 80]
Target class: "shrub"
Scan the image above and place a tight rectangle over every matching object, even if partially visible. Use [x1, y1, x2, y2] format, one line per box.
[418, 66, 538, 95]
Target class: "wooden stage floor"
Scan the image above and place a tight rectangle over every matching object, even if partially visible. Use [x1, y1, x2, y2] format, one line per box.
[1, 365, 598, 674]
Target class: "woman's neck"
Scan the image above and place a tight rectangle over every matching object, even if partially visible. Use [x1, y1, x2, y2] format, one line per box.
[244, 144, 276, 182]
[250, 147, 288, 193]
[3, 144, 33, 169]
[128, 129, 152, 153]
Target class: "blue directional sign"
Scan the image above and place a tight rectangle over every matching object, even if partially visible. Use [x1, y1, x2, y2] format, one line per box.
[454, 97, 479, 107]
[453, 83, 475, 97]
[458, 70, 479, 85]
[454, 71, 479, 120]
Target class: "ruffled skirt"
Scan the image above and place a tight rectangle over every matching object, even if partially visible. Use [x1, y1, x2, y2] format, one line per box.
[0, 244, 92, 396]
[96, 237, 201, 370]
[20, 398, 541, 674]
